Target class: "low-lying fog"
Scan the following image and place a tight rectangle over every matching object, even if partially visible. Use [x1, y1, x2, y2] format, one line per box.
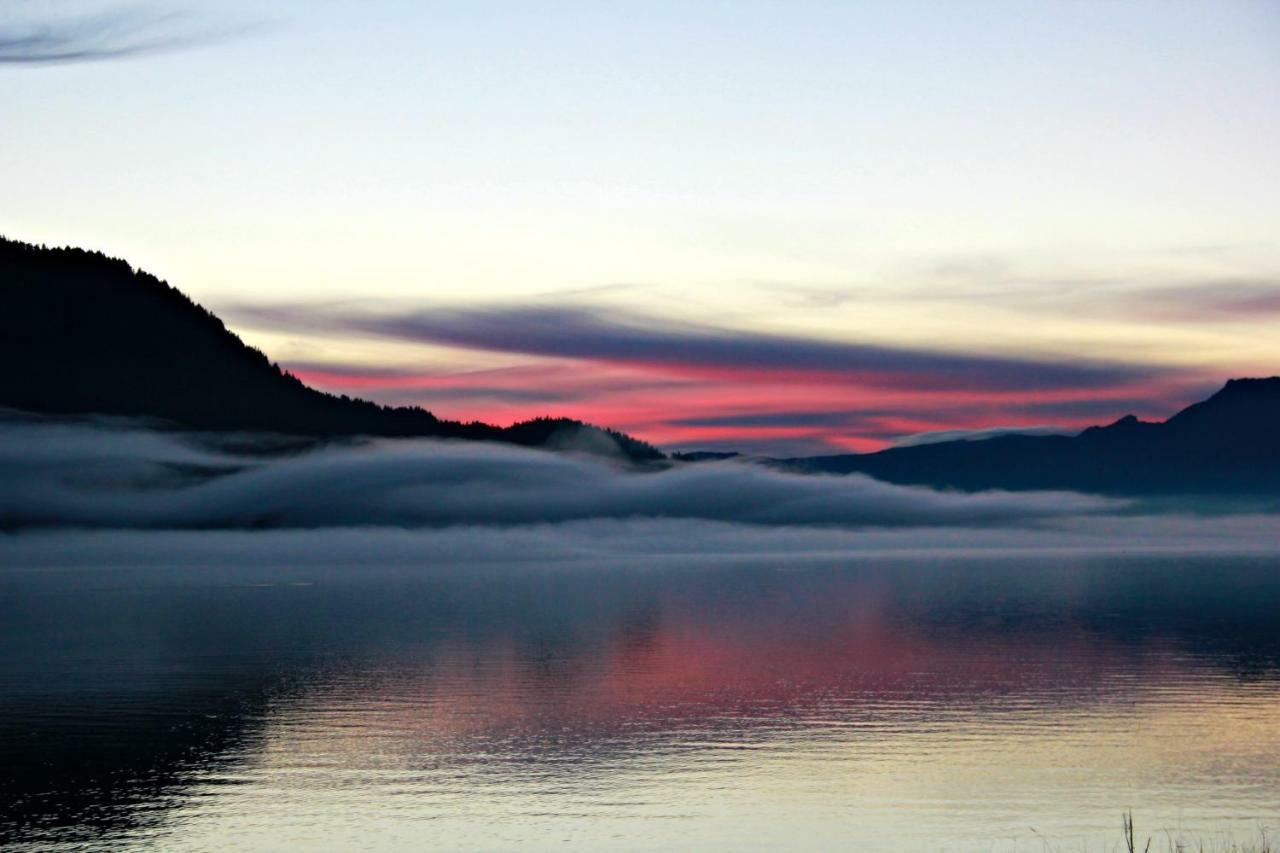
[2, 415, 1277, 567]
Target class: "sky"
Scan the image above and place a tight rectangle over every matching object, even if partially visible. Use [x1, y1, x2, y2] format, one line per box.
[3, 0, 1279, 453]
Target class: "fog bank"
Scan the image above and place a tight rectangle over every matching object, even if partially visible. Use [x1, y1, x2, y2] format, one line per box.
[0, 418, 1119, 531]
[3, 418, 1277, 569]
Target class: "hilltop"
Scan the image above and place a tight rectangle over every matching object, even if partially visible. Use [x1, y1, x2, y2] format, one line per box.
[0, 237, 662, 462]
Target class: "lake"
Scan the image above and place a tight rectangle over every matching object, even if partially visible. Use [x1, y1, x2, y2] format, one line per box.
[2, 548, 1278, 851]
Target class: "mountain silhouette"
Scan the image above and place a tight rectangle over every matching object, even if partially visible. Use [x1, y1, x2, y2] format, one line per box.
[782, 378, 1280, 494]
[0, 236, 662, 461]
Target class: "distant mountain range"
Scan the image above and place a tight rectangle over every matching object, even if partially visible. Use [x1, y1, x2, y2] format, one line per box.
[3, 236, 1277, 495]
[0, 237, 662, 462]
[778, 378, 1280, 495]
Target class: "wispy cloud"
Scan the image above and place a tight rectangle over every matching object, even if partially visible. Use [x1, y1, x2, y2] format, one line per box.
[878, 258, 1280, 324]
[234, 302, 1164, 394]
[1126, 280, 1280, 322]
[0, 3, 254, 65]
[667, 410, 894, 430]
[891, 425, 1074, 448]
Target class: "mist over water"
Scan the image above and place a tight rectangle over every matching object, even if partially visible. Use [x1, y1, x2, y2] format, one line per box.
[2, 417, 1279, 850]
[0, 417, 1128, 531]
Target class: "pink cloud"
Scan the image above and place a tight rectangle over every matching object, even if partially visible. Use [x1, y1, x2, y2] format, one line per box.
[288, 357, 1206, 454]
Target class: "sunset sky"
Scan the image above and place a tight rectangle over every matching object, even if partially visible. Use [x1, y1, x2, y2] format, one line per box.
[4, 0, 1279, 452]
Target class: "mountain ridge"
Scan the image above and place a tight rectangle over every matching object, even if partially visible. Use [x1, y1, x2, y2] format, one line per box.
[779, 376, 1280, 494]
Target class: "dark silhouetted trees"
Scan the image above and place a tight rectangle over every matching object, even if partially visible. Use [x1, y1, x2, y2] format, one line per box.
[0, 236, 663, 462]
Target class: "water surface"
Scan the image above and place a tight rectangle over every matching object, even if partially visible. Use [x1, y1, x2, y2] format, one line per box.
[2, 550, 1278, 851]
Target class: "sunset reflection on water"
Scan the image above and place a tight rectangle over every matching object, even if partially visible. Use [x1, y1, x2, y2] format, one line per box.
[3, 553, 1278, 851]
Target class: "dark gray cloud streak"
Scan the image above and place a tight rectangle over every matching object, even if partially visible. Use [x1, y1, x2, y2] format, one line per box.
[0, 5, 249, 64]
[234, 303, 1162, 393]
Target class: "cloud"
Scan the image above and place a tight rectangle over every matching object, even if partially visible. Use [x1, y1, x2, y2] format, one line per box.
[667, 410, 892, 429]
[233, 302, 1161, 393]
[276, 351, 1207, 457]
[285, 363, 579, 404]
[283, 361, 688, 406]
[1128, 281, 1280, 322]
[1005, 396, 1184, 421]
[891, 424, 1075, 448]
[0, 417, 1123, 532]
[824, 252, 1280, 327]
[6, 513, 1280, 573]
[0, 4, 253, 65]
